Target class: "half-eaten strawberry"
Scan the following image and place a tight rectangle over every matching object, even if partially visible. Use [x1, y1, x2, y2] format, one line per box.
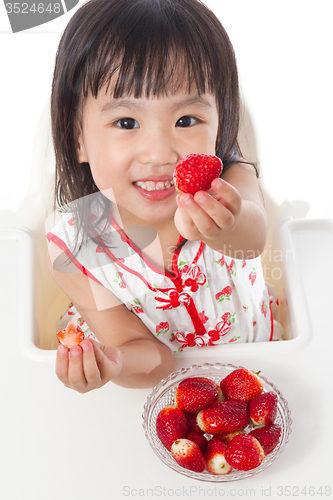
[57, 321, 85, 349]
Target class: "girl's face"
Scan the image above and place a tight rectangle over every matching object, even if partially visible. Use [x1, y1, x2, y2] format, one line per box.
[77, 86, 219, 228]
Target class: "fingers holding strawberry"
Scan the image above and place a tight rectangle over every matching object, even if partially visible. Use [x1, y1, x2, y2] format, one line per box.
[210, 177, 243, 219]
[56, 339, 122, 393]
[174, 177, 242, 242]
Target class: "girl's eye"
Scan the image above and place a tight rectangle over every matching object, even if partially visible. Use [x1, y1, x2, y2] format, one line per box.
[176, 116, 198, 128]
[115, 118, 139, 129]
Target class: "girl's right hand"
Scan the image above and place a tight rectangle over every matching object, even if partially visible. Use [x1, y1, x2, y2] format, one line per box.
[56, 339, 123, 393]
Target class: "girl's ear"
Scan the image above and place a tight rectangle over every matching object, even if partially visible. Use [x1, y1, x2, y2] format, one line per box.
[77, 139, 88, 164]
[74, 125, 89, 164]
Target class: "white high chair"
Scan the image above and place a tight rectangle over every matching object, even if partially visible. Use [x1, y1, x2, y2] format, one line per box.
[0, 98, 70, 358]
[0, 97, 315, 364]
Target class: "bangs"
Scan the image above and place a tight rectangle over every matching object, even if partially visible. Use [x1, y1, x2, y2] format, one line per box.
[79, 0, 224, 100]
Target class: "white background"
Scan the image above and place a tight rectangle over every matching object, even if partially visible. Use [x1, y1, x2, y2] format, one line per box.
[0, 0, 332, 219]
[0, 3, 333, 500]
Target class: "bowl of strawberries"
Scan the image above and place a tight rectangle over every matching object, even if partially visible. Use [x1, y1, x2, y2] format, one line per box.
[142, 363, 292, 481]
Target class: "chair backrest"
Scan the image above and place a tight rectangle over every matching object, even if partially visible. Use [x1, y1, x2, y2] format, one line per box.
[238, 101, 309, 303]
[0, 98, 69, 349]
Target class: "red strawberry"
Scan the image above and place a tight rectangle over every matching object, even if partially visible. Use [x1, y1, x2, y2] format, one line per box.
[220, 368, 264, 402]
[249, 391, 278, 426]
[225, 434, 264, 471]
[171, 439, 205, 472]
[249, 424, 282, 455]
[57, 321, 85, 348]
[205, 378, 224, 401]
[197, 400, 249, 434]
[155, 404, 187, 451]
[185, 412, 204, 434]
[175, 377, 221, 413]
[186, 431, 209, 454]
[204, 437, 232, 475]
[173, 153, 223, 195]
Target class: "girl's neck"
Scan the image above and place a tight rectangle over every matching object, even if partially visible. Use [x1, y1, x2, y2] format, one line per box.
[114, 216, 182, 275]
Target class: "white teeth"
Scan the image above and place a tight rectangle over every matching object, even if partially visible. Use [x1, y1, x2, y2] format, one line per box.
[135, 180, 174, 191]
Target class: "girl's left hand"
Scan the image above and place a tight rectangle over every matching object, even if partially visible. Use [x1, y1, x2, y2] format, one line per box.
[174, 177, 242, 242]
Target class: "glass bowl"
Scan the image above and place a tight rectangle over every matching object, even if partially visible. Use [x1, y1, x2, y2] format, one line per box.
[142, 363, 292, 482]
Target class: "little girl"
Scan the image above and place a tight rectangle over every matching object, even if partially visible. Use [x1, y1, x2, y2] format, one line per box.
[46, 0, 283, 393]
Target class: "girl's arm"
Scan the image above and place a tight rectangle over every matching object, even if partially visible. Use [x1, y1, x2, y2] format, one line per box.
[47, 243, 175, 392]
[174, 162, 268, 260]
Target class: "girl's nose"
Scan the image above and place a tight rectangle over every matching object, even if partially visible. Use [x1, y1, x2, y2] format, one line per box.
[136, 129, 179, 167]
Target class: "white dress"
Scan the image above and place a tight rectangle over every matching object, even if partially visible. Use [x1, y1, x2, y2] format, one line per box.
[47, 210, 283, 353]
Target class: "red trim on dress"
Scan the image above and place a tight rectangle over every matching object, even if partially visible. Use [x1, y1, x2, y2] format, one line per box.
[193, 241, 205, 266]
[107, 216, 207, 335]
[46, 232, 103, 286]
[184, 299, 207, 335]
[110, 216, 184, 291]
[95, 239, 176, 293]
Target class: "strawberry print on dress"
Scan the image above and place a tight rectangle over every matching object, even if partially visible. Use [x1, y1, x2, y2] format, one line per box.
[249, 267, 257, 285]
[113, 271, 126, 289]
[261, 300, 268, 318]
[227, 260, 237, 276]
[47, 207, 284, 352]
[156, 322, 169, 335]
[132, 299, 144, 313]
[215, 286, 232, 302]
[215, 256, 224, 267]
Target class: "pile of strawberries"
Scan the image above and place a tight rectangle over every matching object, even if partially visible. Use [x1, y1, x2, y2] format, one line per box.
[155, 368, 282, 475]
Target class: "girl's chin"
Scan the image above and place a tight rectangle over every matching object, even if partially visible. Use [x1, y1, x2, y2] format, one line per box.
[115, 200, 176, 227]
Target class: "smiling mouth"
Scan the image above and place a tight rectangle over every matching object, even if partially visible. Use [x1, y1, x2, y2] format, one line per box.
[134, 180, 175, 191]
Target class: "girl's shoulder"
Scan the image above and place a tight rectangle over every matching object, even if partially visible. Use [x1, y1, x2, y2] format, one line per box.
[46, 210, 82, 259]
[222, 160, 259, 182]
